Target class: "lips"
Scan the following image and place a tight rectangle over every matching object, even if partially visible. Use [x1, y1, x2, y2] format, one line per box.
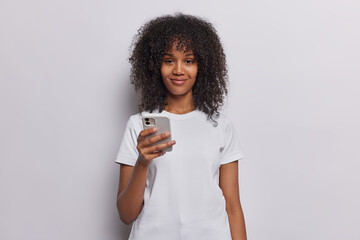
[170, 78, 187, 86]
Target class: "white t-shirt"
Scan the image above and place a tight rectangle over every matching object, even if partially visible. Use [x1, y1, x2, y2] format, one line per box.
[115, 109, 244, 240]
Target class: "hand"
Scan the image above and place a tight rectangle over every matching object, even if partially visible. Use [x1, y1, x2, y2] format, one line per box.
[136, 127, 176, 167]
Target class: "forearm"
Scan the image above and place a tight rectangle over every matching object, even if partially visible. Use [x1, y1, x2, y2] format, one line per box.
[117, 159, 148, 224]
[227, 207, 247, 240]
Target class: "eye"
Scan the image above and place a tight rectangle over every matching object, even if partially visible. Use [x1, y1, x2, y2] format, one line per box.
[185, 59, 194, 64]
[163, 59, 173, 64]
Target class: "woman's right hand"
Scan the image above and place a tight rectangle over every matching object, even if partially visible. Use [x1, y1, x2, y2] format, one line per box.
[136, 127, 176, 167]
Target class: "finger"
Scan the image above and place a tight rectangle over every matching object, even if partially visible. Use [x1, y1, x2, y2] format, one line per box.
[147, 140, 176, 153]
[146, 151, 165, 161]
[143, 132, 171, 147]
[138, 127, 158, 141]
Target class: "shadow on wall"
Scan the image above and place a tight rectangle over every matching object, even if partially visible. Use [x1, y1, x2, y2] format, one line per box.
[111, 74, 140, 240]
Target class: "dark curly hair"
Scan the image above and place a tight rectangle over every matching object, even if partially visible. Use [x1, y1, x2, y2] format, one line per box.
[129, 13, 228, 123]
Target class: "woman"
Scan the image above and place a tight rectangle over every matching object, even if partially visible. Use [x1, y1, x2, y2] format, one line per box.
[116, 13, 247, 240]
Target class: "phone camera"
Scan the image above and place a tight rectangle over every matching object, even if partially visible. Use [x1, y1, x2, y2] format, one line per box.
[145, 118, 149, 121]
[145, 121, 150, 125]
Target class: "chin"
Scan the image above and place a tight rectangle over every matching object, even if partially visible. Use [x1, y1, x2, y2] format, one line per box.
[167, 89, 192, 96]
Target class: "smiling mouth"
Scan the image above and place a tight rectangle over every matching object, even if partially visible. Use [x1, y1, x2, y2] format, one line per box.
[170, 78, 187, 85]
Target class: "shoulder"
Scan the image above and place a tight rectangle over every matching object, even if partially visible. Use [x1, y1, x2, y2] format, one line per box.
[125, 113, 143, 130]
[128, 112, 142, 122]
[215, 112, 234, 130]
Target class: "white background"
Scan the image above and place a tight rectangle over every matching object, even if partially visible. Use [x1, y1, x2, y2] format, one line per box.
[1, 0, 359, 239]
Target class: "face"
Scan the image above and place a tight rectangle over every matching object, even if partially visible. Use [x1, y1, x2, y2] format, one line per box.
[161, 44, 198, 98]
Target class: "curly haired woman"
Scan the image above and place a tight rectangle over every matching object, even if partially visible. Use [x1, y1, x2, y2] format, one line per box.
[115, 13, 247, 240]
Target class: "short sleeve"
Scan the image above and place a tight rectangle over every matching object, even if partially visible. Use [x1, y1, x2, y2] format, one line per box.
[220, 118, 245, 165]
[115, 116, 140, 166]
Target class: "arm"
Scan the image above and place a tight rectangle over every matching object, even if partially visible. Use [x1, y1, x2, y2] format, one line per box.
[116, 161, 148, 225]
[116, 128, 176, 225]
[219, 161, 247, 240]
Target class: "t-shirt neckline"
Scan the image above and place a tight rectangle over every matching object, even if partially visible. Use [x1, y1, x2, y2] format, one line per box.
[160, 109, 201, 120]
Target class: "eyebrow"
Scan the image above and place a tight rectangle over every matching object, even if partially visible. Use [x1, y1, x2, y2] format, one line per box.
[163, 53, 194, 56]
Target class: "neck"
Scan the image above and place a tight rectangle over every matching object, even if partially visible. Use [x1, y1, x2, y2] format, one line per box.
[164, 91, 195, 114]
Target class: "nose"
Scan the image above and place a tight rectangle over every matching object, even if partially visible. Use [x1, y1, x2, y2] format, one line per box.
[172, 62, 185, 75]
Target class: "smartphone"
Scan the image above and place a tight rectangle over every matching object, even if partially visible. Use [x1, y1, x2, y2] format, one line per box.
[142, 116, 172, 152]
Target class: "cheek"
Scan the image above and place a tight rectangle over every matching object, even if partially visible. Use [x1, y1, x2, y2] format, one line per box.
[160, 64, 165, 76]
[160, 66, 167, 81]
[161, 64, 172, 74]
[191, 66, 198, 79]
